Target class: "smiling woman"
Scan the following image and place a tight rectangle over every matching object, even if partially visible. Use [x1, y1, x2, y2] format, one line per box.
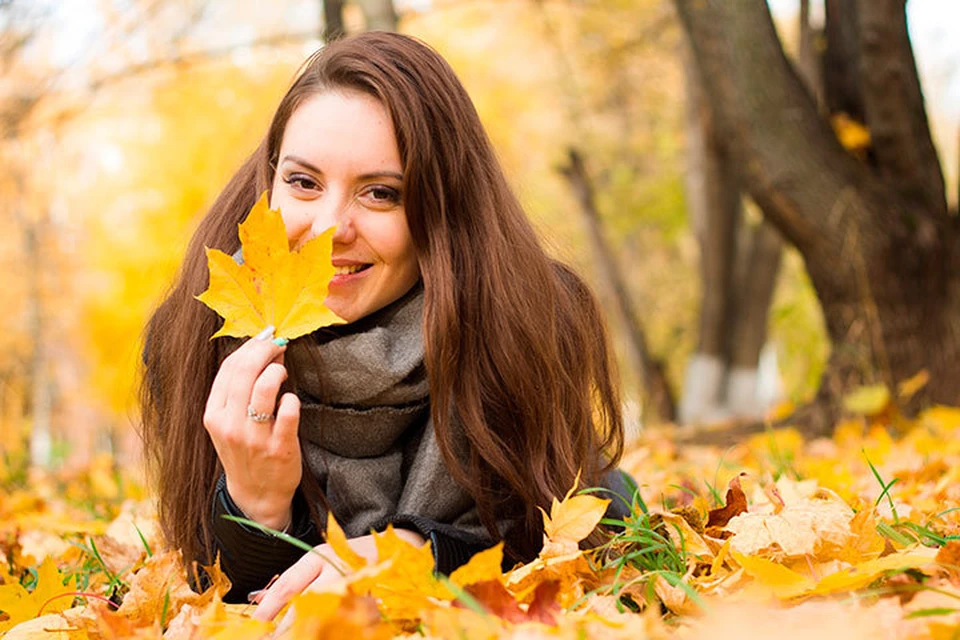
[270, 90, 419, 323]
[139, 31, 631, 620]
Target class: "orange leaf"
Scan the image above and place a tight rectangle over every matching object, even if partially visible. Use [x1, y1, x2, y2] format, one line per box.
[325, 513, 367, 572]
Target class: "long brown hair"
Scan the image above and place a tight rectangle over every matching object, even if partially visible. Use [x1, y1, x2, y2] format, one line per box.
[140, 32, 623, 567]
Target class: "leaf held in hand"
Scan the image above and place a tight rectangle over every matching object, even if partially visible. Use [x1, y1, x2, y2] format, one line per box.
[196, 192, 343, 340]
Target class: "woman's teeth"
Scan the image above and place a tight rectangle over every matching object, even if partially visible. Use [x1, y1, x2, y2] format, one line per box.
[335, 264, 367, 275]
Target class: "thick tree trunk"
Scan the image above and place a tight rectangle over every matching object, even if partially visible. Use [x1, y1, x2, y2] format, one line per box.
[561, 148, 677, 424]
[857, 0, 947, 216]
[823, 0, 864, 121]
[674, 0, 960, 433]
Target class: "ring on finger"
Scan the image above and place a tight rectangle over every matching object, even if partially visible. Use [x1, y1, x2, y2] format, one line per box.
[247, 406, 275, 423]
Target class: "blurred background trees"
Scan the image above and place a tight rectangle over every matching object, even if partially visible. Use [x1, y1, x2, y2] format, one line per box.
[0, 0, 956, 469]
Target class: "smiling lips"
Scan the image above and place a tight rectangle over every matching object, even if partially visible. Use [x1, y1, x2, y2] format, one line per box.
[333, 264, 371, 276]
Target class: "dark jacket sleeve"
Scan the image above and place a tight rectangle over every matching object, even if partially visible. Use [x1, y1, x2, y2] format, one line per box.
[212, 475, 322, 603]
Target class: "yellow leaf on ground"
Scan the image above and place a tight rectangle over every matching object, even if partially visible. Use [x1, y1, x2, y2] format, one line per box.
[346, 526, 445, 620]
[0, 557, 75, 633]
[540, 486, 609, 555]
[285, 591, 391, 639]
[196, 192, 342, 340]
[732, 552, 815, 599]
[449, 543, 504, 588]
[807, 552, 937, 597]
[843, 384, 891, 416]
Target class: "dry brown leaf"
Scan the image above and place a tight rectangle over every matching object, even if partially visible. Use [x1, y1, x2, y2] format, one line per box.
[706, 474, 748, 529]
[115, 550, 198, 626]
[725, 489, 854, 561]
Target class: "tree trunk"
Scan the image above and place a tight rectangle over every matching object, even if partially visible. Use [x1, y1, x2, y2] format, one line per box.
[674, 0, 960, 434]
[560, 147, 677, 424]
[857, 0, 947, 216]
[23, 216, 52, 466]
[355, 0, 398, 32]
[797, 0, 823, 106]
[726, 220, 783, 414]
[822, 0, 864, 121]
[323, 0, 346, 41]
[680, 45, 738, 422]
[680, 39, 784, 423]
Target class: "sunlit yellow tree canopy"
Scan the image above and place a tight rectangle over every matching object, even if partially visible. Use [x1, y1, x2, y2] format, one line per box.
[2, 0, 960, 637]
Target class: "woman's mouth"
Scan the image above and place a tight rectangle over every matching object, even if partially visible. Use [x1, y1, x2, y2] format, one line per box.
[331, 264, 373, 284]
[334, 264, 372, 276]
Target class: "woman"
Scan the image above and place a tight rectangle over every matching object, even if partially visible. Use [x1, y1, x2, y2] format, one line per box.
[140, 31, 628, 619]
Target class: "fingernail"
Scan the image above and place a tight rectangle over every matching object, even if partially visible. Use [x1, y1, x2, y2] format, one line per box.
[272, 337, 289, 347]
[255, 326, 276, 341]
[247, 589, 264, 603]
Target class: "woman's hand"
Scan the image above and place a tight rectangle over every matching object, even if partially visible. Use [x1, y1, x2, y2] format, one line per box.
[252, 529, 426, 621]
[203, 327, 301, 530]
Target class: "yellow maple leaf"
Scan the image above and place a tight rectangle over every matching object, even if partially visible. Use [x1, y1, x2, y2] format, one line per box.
[448, 543, 504, 589]
[196, 192, 342, 340]
[325, 513, 367, 572]
[346, 526, 446, 620]
[0, 557, 75, 633]
[539, 474, 610, 557]
[285, 592, 391, 639]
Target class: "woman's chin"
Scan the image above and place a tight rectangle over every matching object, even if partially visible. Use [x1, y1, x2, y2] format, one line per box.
[324, 297, 357, 324]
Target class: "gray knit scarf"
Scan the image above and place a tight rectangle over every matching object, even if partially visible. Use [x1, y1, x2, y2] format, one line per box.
[292, 286, 485, 539]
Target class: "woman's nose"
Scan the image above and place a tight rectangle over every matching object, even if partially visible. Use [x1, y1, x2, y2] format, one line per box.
[289, 195, 353, 248]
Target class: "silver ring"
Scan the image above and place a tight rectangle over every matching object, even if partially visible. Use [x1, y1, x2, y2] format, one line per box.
[246, 406, 275, 423]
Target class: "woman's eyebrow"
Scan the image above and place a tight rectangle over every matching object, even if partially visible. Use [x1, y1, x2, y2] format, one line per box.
[279, 154, 323, 174]
[279, 155, 402, 182]
[357, 171, 403, 181]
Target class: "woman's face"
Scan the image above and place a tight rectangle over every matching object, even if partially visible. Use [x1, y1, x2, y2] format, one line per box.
[270, 90, 419, 324]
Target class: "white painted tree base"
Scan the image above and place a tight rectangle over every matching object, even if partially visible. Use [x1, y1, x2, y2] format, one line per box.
[678, 344, 783, 424]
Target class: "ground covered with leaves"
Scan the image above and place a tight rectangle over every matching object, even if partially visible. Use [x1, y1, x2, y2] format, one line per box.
[3, 406, 960, 639]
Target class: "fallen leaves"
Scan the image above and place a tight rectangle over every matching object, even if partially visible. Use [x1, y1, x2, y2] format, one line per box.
[6, 406, 960, 637]
[195, 192, 342, 340]
[0, 557, 74, 633]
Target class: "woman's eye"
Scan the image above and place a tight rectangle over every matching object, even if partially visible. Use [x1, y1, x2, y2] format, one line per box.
[283, 174, 320, 191]
[365, 186, 401, 205]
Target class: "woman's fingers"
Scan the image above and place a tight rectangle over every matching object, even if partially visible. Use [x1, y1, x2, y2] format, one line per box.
[272, 392, 301, 444]
[252, 547, 327, 621]
[206, 329, 286, 416]
[248, 363, 288, 420]
[223, 338, 288, 416]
